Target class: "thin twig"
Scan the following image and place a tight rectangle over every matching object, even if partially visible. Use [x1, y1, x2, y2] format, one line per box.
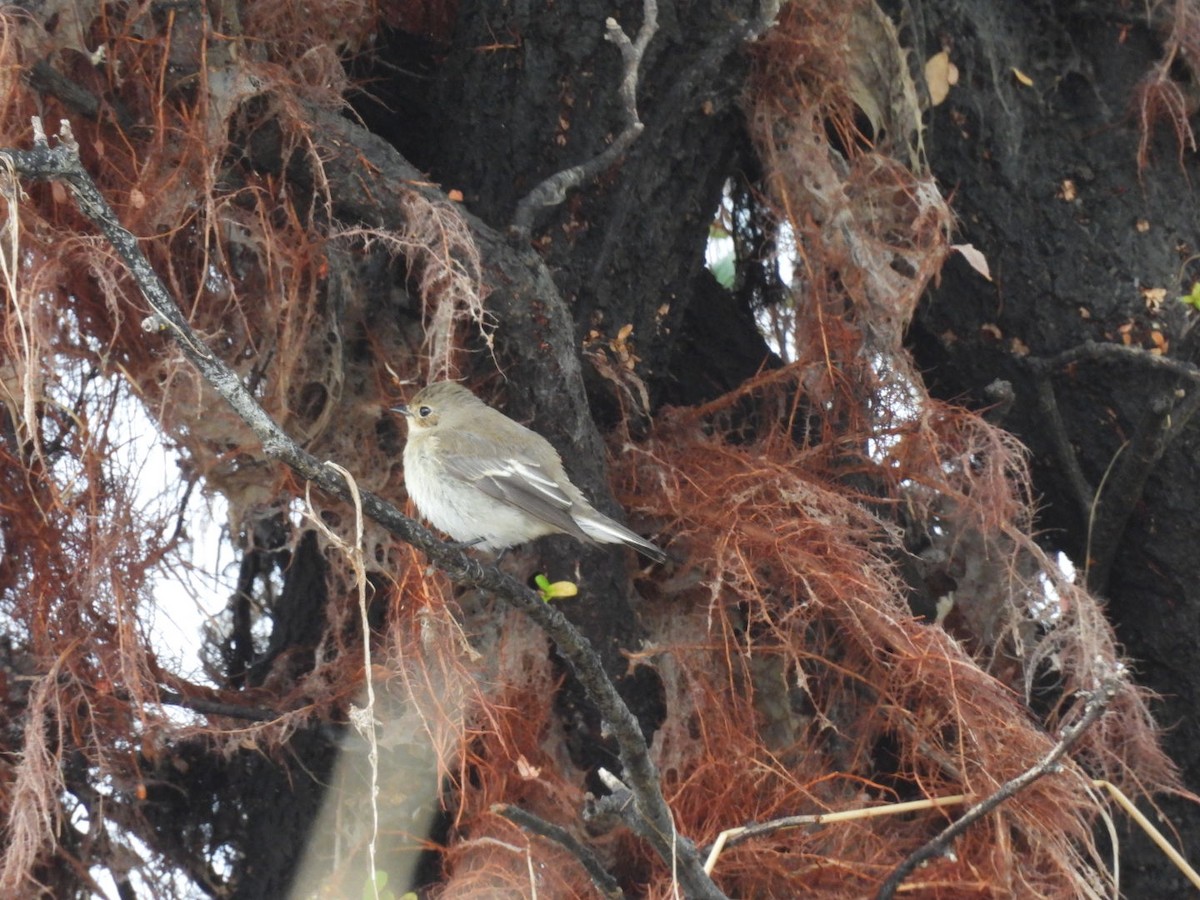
[495, 804, 625, 898]
[510, 1, 658, 239]
[875, 674, 1123, 899]
[156, 689, 280, 722]
[1025, 339, 1200, 381]
[1083, 440, 1127, 590]
[0, 118, 727, 900]
[703, 795, 967, 875]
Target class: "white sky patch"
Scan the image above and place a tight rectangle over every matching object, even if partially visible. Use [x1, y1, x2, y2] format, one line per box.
[31, 308, 231, 685]
[89, 381, 232, 684]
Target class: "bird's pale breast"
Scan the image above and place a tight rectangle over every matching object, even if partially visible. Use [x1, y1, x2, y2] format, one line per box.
[403, 433, 557, 549]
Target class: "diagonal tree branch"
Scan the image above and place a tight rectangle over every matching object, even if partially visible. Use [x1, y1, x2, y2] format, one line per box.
[0, 118, 728, 900]
[495, 803, 625, 899]
[875, 673, 1122, 899]
[1025, 341, 1200, 592]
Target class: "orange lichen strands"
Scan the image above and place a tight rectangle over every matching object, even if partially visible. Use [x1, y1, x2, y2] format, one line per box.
[596, 372, 1173, 897]
[1134, 0, 1200, 169]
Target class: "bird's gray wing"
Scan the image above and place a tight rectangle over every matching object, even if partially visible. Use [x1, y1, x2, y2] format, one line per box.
[440, 452, 592, 543]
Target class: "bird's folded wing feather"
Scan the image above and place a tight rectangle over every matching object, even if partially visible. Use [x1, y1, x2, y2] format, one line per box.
[441, 452, 591, 542]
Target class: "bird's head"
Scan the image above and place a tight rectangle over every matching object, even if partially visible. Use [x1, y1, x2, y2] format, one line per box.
[391, 381, 481, 433]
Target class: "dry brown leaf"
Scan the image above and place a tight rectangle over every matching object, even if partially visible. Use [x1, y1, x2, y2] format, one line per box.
[1142, 287, 1167, 310]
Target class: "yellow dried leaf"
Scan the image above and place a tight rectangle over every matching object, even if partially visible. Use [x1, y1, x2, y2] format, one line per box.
[925, 51, 957, 106]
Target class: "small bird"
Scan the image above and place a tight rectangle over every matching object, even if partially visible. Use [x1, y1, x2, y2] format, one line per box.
[392, 381, 666, 563]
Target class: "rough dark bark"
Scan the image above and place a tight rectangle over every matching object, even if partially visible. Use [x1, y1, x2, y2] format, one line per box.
[908, 1, 1200, 893]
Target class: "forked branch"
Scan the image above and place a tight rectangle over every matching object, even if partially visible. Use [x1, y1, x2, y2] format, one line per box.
[510, 0, 658, 238]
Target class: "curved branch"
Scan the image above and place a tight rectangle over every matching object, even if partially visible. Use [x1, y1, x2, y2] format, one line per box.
[1025, 339, 1200, 382]
[495, 803, 625, 898]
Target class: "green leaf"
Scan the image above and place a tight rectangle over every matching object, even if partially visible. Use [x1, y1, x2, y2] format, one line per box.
[534, 573, 578, 602]
[1180, 282, 1200, 311]
[709, 253, 736, 289]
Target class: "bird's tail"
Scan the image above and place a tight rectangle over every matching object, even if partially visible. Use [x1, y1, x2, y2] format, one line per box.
[578, 513, 667, 564]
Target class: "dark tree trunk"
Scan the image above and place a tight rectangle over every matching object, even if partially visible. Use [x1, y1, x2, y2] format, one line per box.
[909, 1, 1200, 893]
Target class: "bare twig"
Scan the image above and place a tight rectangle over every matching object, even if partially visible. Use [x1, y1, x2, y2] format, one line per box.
[1083, 439, 1127, 590]
[495, 803, 625, 898]
[876, 674, 1123, 899]
[0, 118, 727, 900]
[510, 1, 658, 239]
[156, 689, 280, 722]
[1026, 339, 1200, 381]
[703, 795, 967, 876]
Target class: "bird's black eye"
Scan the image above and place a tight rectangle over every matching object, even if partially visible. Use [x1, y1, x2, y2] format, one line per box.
[418, 405, 432, 418]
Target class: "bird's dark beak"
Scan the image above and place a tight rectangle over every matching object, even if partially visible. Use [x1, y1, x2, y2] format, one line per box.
[390, 404, 412, 418]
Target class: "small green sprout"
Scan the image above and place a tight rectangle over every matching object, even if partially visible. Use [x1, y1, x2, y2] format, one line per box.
[1180, 282, 1200, 311]
[535, 573, 579, 602]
